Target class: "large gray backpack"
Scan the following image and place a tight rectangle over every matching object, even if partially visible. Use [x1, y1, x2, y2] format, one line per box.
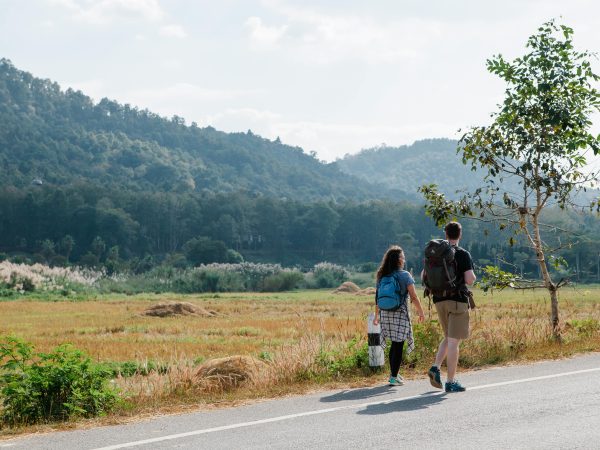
[423, 239, 457, 294]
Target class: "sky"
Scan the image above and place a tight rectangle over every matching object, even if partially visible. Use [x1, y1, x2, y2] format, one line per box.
[2, 0, 600, 163]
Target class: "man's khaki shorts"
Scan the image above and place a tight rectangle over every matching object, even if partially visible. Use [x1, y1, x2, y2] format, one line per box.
[435, 300, 470, 340]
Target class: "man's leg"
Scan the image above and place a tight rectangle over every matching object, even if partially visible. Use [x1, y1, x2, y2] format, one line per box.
[446, 337, 460, 381]
[434, 337, 448, 368]
[427, 336, 446, 389]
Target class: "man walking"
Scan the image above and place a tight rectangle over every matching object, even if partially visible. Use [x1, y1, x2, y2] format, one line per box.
[424, 221, 476, 392]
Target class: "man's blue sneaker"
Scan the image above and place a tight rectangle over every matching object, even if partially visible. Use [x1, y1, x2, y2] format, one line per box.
[428, 365, 442, 389]
[445, 380, 466, 392]
[388, 376, 404, 386]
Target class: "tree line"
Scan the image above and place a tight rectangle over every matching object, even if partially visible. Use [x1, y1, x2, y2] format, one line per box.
[1, 184, 599, 282]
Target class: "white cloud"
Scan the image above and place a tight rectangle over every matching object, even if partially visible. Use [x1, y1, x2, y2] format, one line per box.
[65, 79, 106, 100]
[202, 107, 282, 127]
[99, 85, 266, 125]
[159, 24, 187, 39]
[200, 107, 459, 161]
[159, 59, 184, 70]
[244, 16, 288, 47]
[245, 3, 442, 63]
[272, 120, 460, 161]
[129, 83, 261, 103]
[49, 0, 164, 24]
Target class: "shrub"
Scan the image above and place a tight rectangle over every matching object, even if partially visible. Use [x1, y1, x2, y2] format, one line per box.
[0, 261, 102, 295]
[174, 268, 245, 293]
[8, 272, 35, 292]
[407, 321, 443, 366]
[261, 270, 304, 291]
[49, 255, 68, 268]
[99, 263, 307, 294]
[226, 249, 244, 263]
[357, 262, 378, 273]
[568, 318, 600, 337]
[309, 337, 371, 379]
[163, 253, 189, 269]
[104, 360, 169, 377]
[0, 337, 118, 426]
[311, 262, 349, 288]
[183, 237, 228, 265]
[79, 252, 100, 268]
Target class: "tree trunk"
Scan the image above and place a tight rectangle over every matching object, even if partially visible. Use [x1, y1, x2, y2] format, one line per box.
[549, 285, 560, 335]
[531, 213, 560, 338]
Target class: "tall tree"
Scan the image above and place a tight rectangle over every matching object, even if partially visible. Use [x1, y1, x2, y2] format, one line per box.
[420, 20, 600, 337]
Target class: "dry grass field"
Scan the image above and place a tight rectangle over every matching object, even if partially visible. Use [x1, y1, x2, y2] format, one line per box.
[0, 291, 370, 363]
[1, 286, 599, 430]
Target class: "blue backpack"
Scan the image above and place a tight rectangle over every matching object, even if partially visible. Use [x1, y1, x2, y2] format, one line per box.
[376, 272, 406, 311]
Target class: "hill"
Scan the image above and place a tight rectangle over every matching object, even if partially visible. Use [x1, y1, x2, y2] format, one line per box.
[335, 138, 599, 203]
[334, 138, 489, 198]
[0, 58, 405, 202]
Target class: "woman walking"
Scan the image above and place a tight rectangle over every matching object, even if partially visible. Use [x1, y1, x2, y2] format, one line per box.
[374, 246, 425, 386]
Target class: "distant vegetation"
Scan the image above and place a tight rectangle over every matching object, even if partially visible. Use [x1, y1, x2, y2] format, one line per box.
[335, 139, 486, 197]
[0, 58, 403, 202]
[1, 58, 599, 283]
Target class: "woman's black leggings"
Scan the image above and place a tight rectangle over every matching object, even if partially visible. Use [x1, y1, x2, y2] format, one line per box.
[389, 340, 405, 377]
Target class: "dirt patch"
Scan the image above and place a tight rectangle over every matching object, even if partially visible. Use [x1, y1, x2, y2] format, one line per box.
[195, 356, 268, 390]
[356, 287, 376, 296]
[333, 281, 361, 293]
[142, 302, 216, 318]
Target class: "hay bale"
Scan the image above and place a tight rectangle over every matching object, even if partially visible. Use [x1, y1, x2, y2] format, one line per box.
[142, 302, 216, 318]
[195, 355, 267, 389]
[333, 281, 361, 293]
[356, 287, 376, 296]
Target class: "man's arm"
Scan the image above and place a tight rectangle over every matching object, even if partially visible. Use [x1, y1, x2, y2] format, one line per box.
[464, 269, 476, 286]
[461, 250, 476, 286]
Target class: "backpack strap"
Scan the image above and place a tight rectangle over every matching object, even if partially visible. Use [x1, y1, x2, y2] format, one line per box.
[442, 259, 456, 288]
[393, 271, 408, 303]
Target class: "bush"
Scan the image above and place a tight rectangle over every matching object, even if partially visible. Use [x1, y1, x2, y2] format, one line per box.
[406, 321, 443, 366]
[226, 249, 244, 263]
[101, 263, 305, 294]
[7, 272, 35, 292]
[261, 270, 304, 291]
[79, 252, 100, 268]
[174, 268, 245, 293]
[568, 318, 600, 337]
[357, 262, 378, 273]
[183, 237, 228, 265]
[49, 255, 68, 267]
[163, 253, 189, 269]
[104, 360, 169, 377]
[311, 262, 349, 288]
[311, 337, 371, 379]
[0, 337, 118, 426]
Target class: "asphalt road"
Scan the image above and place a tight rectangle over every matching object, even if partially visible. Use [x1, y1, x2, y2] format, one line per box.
[2, 352, 600, 450]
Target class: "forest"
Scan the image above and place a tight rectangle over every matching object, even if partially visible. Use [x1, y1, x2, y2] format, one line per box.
[1, 184, 599, 282]
[1, 58, 600, 281]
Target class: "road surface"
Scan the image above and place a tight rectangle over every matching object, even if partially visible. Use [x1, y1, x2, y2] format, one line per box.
[2, 352, 600, 449]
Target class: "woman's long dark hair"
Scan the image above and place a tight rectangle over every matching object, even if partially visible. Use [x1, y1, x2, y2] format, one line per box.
[376, 246, 404, 282]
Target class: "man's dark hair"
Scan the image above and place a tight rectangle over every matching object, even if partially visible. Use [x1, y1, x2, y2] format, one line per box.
[445, 221, 462, 240]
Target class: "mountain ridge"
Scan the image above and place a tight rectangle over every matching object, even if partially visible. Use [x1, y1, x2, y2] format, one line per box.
[0, 58, 408, 202]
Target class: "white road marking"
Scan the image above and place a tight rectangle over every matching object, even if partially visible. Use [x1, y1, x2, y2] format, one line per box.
[87, 366, 598, 449]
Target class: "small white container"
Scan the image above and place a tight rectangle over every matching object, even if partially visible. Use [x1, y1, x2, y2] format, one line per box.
[367, 312, 384, 367]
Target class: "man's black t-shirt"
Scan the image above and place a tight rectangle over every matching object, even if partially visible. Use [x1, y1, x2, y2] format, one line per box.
[432, 246, 474, 304]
